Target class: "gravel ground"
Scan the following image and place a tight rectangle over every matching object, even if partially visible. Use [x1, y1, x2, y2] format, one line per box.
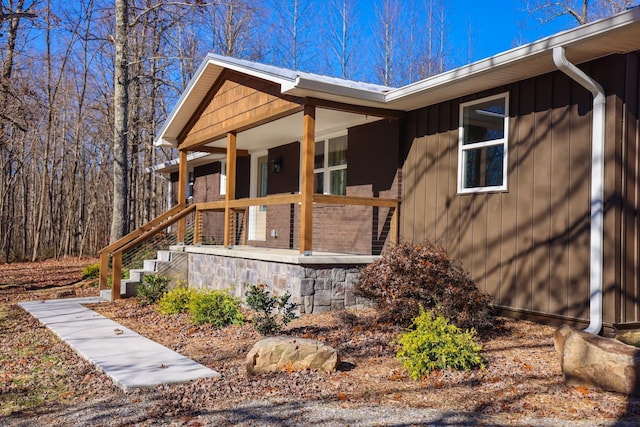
[3, 396, 637, 427]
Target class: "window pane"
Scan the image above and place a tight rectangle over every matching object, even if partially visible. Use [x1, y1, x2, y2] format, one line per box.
[463, 145, 504, 188]
[463, 98, 505, 145]
[328, 136, 347, 167]
[314, 141, 325, 169]
[314, 172, 324, 194]
[330, 169, 346, 195]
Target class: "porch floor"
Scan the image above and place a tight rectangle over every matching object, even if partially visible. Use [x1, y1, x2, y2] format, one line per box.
[170, 245, 380, 265]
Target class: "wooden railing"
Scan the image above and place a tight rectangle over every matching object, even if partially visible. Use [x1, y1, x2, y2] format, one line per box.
[194, 193, 398, 247]
[99, 194, 398, 300]
[98, 204, 196, 300]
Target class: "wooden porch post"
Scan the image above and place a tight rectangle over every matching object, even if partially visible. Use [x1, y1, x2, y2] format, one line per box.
[300, 104, 315, 255]
[224, 132, 237, 248]
[177, 149, 188, 243]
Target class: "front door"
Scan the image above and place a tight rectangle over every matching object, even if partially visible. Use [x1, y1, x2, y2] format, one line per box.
[248, 155, 268, 241]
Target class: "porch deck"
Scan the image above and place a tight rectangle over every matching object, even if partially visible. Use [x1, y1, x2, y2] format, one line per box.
[171, 244, 380, 265]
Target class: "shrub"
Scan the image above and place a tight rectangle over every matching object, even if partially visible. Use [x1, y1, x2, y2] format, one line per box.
[136, 274, 171, 306]
[355, 241, 493, 331]
[396, 308, 484, 380]
[187, 290, 245, 327]
[245, 284, 298, 335]
[82, 263, 100, 280]
[158, 285, 196, 315]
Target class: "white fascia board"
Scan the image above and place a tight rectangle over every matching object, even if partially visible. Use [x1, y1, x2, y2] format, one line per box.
[153, 57, 222, 148]
[385, 7, 640, 107]
[282, 76, 388, 104]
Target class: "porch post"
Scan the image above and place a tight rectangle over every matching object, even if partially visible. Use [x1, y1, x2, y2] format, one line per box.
[177, 149, 188, 243]
[300, 104, 315, 255]
[224, 132, 237, 248]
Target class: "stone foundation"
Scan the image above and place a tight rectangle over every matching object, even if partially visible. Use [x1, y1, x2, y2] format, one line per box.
[188, 252, 370, 314]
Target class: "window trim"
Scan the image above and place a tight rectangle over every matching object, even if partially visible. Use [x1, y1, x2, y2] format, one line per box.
[314, 132, 348, 195]
[457, 92, 509, 194]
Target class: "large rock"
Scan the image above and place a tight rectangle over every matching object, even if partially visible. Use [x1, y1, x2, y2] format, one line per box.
[246, 336, 339, 374]
[554, 325, 640, 395]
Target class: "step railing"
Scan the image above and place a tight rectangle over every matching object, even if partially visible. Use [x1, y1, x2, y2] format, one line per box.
[98, 204, 196, 300]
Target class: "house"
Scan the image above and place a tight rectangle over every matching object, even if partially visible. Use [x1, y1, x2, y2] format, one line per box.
[103, 8, 640, 335]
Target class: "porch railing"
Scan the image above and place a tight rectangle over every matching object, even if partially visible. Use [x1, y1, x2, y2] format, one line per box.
[98, 194, 398, 300]
[194, 193, 398, 254]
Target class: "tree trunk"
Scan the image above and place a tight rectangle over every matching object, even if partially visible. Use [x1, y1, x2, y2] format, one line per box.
[111, 0, 130, 243]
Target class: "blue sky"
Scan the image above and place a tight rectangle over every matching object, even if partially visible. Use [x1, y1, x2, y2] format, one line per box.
[448, 0, 574, 61]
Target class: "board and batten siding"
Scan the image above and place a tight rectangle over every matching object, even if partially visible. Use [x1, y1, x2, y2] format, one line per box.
[400, 67, 610, 326]
[619, 52, 640, 327]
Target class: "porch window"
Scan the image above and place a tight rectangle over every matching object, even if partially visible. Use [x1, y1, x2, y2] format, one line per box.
[458, 93, 509, 193]
[314, 135, 347, 195]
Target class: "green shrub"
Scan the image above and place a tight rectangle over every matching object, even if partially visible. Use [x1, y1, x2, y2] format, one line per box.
[396, 308, 484, 380]
[158, 286, 197, 315]
[136, 274, 171, 306]
[355, 241, 494, 331]
[245, 284, 298, 335]
[82, 263, 100, 280]
[187, 290, 245, 327]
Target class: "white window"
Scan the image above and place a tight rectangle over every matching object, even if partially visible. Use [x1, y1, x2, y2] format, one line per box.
[219, 160, 226, 196]
[314, 135, 347, 195]
[458, 93, 509, 193]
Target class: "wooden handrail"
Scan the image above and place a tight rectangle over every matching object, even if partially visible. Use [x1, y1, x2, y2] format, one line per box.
[312, 194, 398, 208]
[115, 204, 196, 255]
[98, 204, 183, 255]
[99, 204, 196, 298]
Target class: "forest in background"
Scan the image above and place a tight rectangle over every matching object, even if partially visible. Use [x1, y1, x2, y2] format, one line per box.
[0, 0, 633, 262]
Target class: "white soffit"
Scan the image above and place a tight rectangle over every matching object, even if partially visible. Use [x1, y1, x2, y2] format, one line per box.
[202, 109, 382, 153]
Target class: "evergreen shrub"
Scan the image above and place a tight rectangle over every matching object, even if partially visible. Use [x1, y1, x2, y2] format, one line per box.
[158, 285, 196, 315]
[136, 274, 170, 306]
[244, 284, 298, 335]
[82, 263, 100, 280]
[187, 290, 245, 327]
[396, 308, 484, 380]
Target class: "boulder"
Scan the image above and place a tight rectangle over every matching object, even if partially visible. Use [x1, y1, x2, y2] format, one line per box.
[554, 325, 640, 395]
[246, 336, 339, 375]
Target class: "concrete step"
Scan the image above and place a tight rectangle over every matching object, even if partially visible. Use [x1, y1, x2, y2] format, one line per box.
[143, 259, 157, 271]
[101, 249, 189, 300]
[157, 250, 172, 262]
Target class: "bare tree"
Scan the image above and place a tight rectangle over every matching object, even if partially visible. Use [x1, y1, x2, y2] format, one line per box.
[267, 0, 314, 69]
[324, 0, 359, 79]
[526, 0, 637, 26]
[110, 0, 129, 243]
[373, 0, 403, 86]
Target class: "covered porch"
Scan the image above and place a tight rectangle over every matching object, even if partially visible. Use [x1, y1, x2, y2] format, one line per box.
[99, 54, 403, 300]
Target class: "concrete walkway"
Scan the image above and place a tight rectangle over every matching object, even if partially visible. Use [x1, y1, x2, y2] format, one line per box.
[19, 297, 220, 392]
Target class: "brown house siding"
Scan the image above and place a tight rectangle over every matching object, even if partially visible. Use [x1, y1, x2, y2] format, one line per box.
[619, 52, 640, 326]
[400, 52, 640, 329]
[401, 68, 602, 325]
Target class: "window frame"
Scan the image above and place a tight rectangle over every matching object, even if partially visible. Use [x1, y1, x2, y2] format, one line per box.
[457, 92, 509, 194]
[314, 133, 348, 196]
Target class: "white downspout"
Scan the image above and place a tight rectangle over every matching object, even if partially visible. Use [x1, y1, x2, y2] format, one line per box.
[552, 46, 605, 334]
